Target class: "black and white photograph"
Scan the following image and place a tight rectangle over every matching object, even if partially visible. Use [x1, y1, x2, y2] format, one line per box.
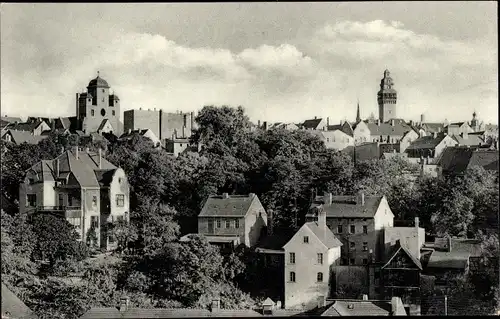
[0, 2, 498, 318]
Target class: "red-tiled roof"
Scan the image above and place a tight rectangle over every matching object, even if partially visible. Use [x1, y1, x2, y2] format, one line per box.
[198, 194, 261, 217]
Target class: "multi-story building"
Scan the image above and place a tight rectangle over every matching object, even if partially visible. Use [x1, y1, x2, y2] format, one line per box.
[283, 209, 342, 309]
[190, 193, 268, 248]
[163, 137, 192, 157]
[123, 108, 195, 140]
[75, 73, 123, 135]
[377, 70, 397, 123]
[306, 193, 394, 265]
[404, 133, 458, 164]
[19, 147, 130, 250]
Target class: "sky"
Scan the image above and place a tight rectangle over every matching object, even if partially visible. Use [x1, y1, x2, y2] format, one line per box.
[1, 2, 498, 124]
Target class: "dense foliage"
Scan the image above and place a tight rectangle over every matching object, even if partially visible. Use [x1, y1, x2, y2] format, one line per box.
[1, 105, 498, 318]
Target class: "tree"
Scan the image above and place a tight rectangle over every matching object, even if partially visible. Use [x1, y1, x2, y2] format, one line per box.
[108, 219, 138, 254]
[431, 188, 475, 237]
[31, 214, 88, 268]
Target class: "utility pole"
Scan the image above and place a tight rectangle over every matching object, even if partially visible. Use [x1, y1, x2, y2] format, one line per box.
[444, 295, 448, 316]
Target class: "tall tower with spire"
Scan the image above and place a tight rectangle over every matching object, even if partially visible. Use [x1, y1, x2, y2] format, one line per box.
[356, 99, 361, 123]
[470, 111, 479, 131]
[377, 69, 397, 123]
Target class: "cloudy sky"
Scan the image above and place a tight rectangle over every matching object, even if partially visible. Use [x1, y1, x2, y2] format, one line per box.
[1, 2, 498, 124]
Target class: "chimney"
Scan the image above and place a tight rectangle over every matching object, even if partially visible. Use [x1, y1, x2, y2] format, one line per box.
[359, 192, 365, 206]
[222, 192, 229, 199]
[98, 148, 102, 169]
[267, 210, 274, 236]
[324, 192, 332, 205]
[263, 121, 268, 130]
[317, 208, 327, 231]
[327, 117, 330, 127]
[420, 114, 425, 123]
[390, 297, 403, 315]
[315, 116, 317, 119]
[317, 295, 326, 308]
[409, 120, 414, 126]
[415, 217, 419, 228]
[211, 299, 220, 312]
[55, 159, 60, 177]
[362, 294, 369, 301]
[119, 296, 130, 312]
[258, 120, 261, 128]
[432, 132, 437, 138]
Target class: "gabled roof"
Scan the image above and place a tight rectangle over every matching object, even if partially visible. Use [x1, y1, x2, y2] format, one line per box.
[198, 194, 260, 217]
[321, 300, 396, 316]
[468, 150, 499, 171]
[256, 228, 296, 251]
[427, 238, 482, 269]
[365, 122, 410, 136]
[97, 119, 112, 132]
[405, 134, 448, 151]
[3, 130, 48, 145]
[438, 147, 499, 174]
[5, 120, 45, 133]
[1, 116, 22, 123]
[382, 240, 422, 270]
[421, 123, 445, 133]
[452, 134, 484, 146]
[1, 282, 37, 318]
[302, 118, 324, 130]
[303, 221, 343, 249]
[310, 195, 384, 218]
[447, 122, 466, 127]
[80, 307, 263, 318]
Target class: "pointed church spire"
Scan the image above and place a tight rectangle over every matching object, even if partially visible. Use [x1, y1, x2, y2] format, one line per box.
[356, 99, 361, 123]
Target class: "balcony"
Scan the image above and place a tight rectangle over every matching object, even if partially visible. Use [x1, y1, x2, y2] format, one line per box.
[35, 206, 82, 218]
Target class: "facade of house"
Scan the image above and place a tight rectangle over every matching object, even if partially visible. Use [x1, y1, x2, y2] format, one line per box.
[306, 193, 394, 266]
[195, 193, 268, 248]
[445, 122, 473, 136]
[399, 129, 419, 153]
[123, 108, 195, 140]
[119, 129, 161, 147]
[163, 137, 192, 157]
[310, 130, 355, 151]
[404, 133, 458, 164]
[75, 74, 123, 135]
[19, 147, 130, 250]
[1, 130, 48, 145]
[283, 209, 342, 310]
[302, 118, 327, 131]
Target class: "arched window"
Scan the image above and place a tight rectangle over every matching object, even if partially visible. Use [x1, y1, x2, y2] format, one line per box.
[317, 272, 323, 282]
[290, 271, 296, 282]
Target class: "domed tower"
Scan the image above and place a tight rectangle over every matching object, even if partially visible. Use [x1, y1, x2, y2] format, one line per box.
[470, 111, 479, 132]
[377, 69, 397, 123]
[76, 72, 121, 134]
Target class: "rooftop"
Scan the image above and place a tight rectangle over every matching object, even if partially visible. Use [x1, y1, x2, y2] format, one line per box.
[309, 195, 384, 218]
[198, 193, 260, 217]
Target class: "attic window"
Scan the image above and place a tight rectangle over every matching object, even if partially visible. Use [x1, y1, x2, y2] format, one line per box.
[303, 236, 309, 244]
[347, 304, 354, 309]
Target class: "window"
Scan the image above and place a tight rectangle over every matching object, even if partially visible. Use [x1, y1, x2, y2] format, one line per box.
[118, 178, 123, 184]
[350, 225, 355, 234]
[28, 178, 34, 184]
[235, 219, 239, 228]
[91, 110, 95, 116]
[317, 272, 324, 282]
[68, 217, 81, 228]
[363, 225, 368, 234]
[101, 108, 106, 116]
[317, 253, 323, 264]
[102, 89, 105, 93]
[102, 98, 105, 103]
[91, 216, 99, 228]
[342, 258, 347, 265]
[363, 242, 368, 251]
[350, 258, 355, 265]
[109, 234, 115, 243]
[350, 242, 355, 249]
[363, 258, 368, 265]
[92, 195, 97, 207]
[303, 236, 309, 243]
[68, 195, 73, 207]
[225, 220, 230, 228]
[216, 219, 221, 228]
[112, 110, 115, 116]
[116, 194, 124, 207]
[289, 252, 295, 264]
[289, 271, 296, 282]
[27, 194, 36, 207]
[337, 225, 343, 233]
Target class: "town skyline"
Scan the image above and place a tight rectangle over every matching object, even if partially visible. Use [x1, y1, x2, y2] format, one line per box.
[1, 2, 498, 124]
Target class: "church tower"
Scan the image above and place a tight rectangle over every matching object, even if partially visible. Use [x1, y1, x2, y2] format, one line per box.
[377, 69, 397, 123]
[470, 111, 479, 132]
[356, 99, 361, 123]
[76, 72, 121, 134]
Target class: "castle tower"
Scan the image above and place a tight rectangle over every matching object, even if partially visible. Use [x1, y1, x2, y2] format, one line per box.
[76, 72, 121, 134]
[377, 69, 397, 123]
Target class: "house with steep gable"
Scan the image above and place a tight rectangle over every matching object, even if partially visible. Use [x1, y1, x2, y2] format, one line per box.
[445, 122, 473, 136]
[185, 193, 268, 248]
[306, 193, 394, 266]
[404, 133, 458, 164]
[19, 146, 130, 250]
[302, 118, 327, 131]
[283, 209, 343, 309]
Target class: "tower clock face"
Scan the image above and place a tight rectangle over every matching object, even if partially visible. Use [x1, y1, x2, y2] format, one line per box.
[101, 109, 106, 116]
